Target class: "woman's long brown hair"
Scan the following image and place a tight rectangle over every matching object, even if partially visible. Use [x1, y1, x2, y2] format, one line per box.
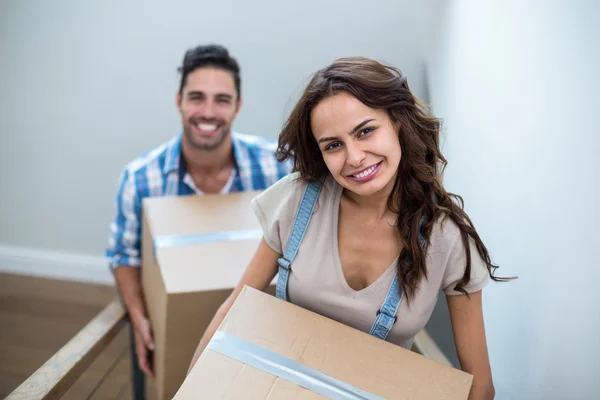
[277, 57, 510, 301]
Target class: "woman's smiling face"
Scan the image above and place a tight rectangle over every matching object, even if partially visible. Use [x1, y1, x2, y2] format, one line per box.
[311, 92, 401, 197]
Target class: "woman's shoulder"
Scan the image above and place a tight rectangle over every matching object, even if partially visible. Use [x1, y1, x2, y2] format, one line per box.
[429, 214, 462, 251]
[252, 172, 337, 211]
[428, 213, 491, 295]
[252, 172, 306, 209]
[250, 172, 309, 236]
[251, 172, 335, 253]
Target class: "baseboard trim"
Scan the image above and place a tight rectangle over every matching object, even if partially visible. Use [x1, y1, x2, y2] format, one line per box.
[0, 244, 114, 285]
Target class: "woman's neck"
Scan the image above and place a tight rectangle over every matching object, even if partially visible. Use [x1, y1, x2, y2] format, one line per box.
[341, 178, 397, 221]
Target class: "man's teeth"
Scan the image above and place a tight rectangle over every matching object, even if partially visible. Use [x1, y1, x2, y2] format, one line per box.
[198, 123, 218, 131]
[353, 164, 377, 178]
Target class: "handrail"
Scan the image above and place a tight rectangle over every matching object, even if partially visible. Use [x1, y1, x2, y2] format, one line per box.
[6, 296, 452, 399]
[413, 329, 453, 367]
[6, 298, 127, 400]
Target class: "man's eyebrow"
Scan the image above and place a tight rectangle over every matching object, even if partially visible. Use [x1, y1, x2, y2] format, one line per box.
[186, 90, 205, 97]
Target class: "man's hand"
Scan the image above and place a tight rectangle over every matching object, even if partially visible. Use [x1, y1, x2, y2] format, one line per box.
[132, 315, 155, 377]
[113, 266, 155, 377]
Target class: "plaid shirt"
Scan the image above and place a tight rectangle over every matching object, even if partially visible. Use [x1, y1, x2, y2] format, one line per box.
[106, 131, 291, 270]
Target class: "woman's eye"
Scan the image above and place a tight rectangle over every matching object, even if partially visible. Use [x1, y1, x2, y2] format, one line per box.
[325, 142, 342, 151]
[359, 127, 374, 137]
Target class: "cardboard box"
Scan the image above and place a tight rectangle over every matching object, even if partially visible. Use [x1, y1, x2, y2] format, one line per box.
[175, 286, 473, 399]
[141, 192, 274, 400]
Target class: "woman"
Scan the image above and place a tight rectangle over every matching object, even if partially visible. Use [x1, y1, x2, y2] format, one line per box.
[189, 57, 506, 399]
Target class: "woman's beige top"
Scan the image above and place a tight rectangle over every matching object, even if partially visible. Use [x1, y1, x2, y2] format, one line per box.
[251, 172, 490, 349]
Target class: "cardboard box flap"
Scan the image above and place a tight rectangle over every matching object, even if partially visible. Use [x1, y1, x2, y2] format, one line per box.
[185, 350, 331, 399]
[155, 240, 262, 293]
[143, 192, 263, 294]
[177, 287, 473, 399]
[143, 191, 262, 236]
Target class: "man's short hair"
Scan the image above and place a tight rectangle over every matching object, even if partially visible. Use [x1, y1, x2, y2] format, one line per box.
[177, 44, 241, 98]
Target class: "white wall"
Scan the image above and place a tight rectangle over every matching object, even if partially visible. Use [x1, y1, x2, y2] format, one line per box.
[0, 0, 440, 280]
[429, 1, 599, 398]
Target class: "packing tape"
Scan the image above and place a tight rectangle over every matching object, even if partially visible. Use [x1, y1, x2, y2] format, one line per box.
[153, 229, 263, 249]
[206, 330, 385, 400]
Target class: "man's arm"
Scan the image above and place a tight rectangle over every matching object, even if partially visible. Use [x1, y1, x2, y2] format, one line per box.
[114, 267, 146, 323]
[106, 169, 154, 377]
[114, 266, 154, 377]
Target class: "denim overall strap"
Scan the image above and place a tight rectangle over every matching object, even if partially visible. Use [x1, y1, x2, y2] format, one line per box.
[369, 217, 427, 340]
[276, 180, 323, 301]
[369, 271, 404, 339]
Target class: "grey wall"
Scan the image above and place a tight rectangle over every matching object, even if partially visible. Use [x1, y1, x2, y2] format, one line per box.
[429, 1, 599, 398]
[0, 0, 440, 257]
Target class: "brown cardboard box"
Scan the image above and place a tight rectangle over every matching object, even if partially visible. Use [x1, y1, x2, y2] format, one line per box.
[141, 192, 274, 400]
[175, 286, 473, 399]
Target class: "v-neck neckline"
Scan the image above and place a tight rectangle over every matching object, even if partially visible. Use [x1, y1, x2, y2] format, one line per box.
[329, 176, 399, 296]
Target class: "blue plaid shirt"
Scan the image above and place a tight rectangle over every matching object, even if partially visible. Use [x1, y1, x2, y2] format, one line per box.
[106, 131, 291, 270]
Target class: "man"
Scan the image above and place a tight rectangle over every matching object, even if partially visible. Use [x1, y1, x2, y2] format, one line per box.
[105, 44, 291, 379]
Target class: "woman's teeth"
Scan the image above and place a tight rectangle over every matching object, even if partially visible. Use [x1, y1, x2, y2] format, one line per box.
[352, 164, 377, 178]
